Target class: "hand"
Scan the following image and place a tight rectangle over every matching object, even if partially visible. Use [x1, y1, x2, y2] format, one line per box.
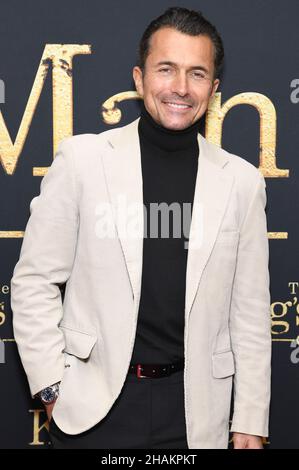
[232, 432, 264, 449]
[45, 399, 57, 423]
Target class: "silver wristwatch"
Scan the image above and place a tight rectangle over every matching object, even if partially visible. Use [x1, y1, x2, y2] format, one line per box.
[39, 382, 60, 404]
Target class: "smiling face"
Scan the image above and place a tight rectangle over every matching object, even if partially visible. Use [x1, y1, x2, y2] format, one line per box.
[133, 27, 220, 130]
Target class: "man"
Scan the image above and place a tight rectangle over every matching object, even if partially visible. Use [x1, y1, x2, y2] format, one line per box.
[11, 7, 271, 449]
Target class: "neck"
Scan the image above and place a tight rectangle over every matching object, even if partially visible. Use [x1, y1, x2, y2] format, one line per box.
[138, 101, 199, 152]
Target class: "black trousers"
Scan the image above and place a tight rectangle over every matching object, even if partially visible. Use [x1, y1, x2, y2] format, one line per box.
[48, 367, 188, 449]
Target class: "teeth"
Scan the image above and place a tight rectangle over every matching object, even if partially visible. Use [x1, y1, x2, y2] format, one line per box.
[166, 102, 190, 109]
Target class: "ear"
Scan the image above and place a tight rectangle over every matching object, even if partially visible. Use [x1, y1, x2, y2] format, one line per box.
[133, 66, 144, 97]
[210, 78, 220, 98]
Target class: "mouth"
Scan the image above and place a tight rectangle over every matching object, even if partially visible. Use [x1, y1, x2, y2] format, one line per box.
[162, 101, 193, 112]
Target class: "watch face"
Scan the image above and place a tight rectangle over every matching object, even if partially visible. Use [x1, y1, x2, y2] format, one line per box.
[41, 388, 56, 403]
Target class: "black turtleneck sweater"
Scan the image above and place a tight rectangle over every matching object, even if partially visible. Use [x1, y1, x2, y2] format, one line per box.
[130, 103, 199, 364]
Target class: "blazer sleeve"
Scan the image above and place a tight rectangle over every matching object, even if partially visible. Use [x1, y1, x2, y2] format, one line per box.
[10, 138, 79, 398]
[229, 173, 272, 437]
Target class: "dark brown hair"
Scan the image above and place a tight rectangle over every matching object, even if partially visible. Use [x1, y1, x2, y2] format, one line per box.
[137, 6, 224, 79]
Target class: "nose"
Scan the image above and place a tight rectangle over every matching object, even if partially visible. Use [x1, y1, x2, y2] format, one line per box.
[171, 71, 189, 97]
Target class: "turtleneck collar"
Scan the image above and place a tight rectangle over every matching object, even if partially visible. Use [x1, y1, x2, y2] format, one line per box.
[138, 101, 199, 152]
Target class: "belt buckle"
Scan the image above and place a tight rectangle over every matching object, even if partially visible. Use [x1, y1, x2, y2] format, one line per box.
[136, 364, 147, 378]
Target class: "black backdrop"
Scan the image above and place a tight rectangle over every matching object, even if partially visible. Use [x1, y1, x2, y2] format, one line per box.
[0, 0, 298, 449]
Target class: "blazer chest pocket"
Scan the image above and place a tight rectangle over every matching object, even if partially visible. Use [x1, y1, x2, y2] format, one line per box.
[212, 350, 235, 378]
[60, 326, 97, 359]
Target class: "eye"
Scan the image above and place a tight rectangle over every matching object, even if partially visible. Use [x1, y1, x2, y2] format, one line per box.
[159, 67, 171, 73]
[192, 71, 206, 79]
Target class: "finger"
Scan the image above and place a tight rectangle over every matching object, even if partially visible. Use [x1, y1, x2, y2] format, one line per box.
[233, 439, 246, 449]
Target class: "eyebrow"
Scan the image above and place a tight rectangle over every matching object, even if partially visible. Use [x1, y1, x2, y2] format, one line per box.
[155, 60, 209, 74]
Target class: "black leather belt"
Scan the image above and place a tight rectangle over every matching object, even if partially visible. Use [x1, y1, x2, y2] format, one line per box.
[128, 359, 184, 378]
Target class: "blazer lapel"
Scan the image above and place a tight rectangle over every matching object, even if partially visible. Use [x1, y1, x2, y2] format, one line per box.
[101, 118, 144, 305]
[101, 116, 235, 318]
[185, 135, 234, 319]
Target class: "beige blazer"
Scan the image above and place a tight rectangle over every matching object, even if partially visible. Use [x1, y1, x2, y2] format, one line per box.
[11, 116, 271, 449]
